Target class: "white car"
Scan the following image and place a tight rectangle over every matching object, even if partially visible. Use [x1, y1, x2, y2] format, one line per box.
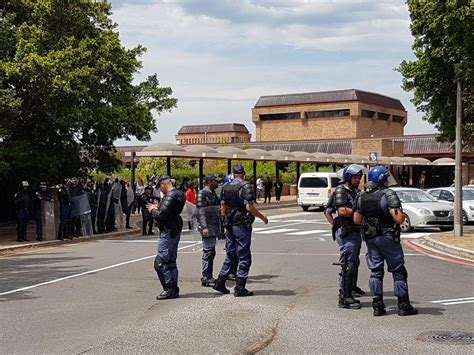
[391, 187, 454, 232]
[297, 172, 340, 211]
[427, 187, 474, 224]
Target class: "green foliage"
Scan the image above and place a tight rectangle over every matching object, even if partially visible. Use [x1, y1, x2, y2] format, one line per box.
[0, 0, 177, 186]
[398, 0, 473, 148]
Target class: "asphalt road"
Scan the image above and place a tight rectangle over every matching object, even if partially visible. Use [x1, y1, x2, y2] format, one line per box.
[0, 206, 473, 353]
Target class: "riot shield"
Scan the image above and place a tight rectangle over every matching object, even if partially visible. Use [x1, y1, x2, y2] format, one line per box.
[115, 200, 124, 230]
[41, 200, 56, 241]
[71, 194, 93, 237]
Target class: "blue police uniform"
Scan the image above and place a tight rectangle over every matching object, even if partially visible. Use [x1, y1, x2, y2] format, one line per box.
[214, 165, 256, 297]
[14, 187, 32, 242]
[333, 183, 362, 308]
[196, 182, 220, 286]
[354, 172, 418, 316]
[151, 176, 186, 300]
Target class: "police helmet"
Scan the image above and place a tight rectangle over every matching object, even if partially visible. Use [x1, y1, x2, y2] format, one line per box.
[21, 181, 29, 188]
[39, 182, 47, 188]
[368, 165, 394, 186]
[340, 164, 366, 183]
[223, 174, 234, 184]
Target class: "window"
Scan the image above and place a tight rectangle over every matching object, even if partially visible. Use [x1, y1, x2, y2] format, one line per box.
[305, 109, 350, 118]
[260, 112, 301, 121]
[330, 177, 341, 187]
[439, 190, 454, 202]
[361, 109, 376, 118]
[429, 190, 441, 199]
[299, 177, 328, 188]
[378, 112, 390, 120]
[393, 115, 404, 123]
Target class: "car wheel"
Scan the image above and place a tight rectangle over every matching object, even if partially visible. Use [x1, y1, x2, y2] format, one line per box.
[439, 226, 454, 232]
[400, 214, 413, 233]
[302, 205, 309, 211]
[462, 211, 468, 225]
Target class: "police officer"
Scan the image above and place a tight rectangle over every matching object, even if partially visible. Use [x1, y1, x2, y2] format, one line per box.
[354, 166, 418, 316]
[97, 179, 111, 234]
[221, 174, 238, 280]
[333, 164, 366, 309]
[141, 185, 157, 235]
[69, 177, 84, 237]
[196, 174, 221, 287]
[34, 182, 52, 241]
[14, 181, 32, 242]
[147, 175, 186, 300]
[85, 181, 98, 234]
[57, 180, 73, 240]
[213, 164, 268, 297]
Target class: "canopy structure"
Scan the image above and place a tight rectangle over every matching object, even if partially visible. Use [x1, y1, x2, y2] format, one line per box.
[124, 143, 451, 190]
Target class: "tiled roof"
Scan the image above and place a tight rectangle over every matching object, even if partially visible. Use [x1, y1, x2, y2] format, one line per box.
[177, 123, 250, 135]
[254, 89, 405, 111]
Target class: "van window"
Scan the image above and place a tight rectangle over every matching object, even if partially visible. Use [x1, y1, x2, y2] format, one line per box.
[299, 177, 328, 188]
[331, 177, 341, 187]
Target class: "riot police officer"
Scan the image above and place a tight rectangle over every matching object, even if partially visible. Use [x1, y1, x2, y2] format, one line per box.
[219, 173, 238, 280]
[97, 179, 112, 234]
[69, 177, 84, 237]
[57, 180, 73, 240]
[196, 174, 221, 287]
[85, 181, 98, 234]
[147, 175, 186, 300]
[14, 181, 32, 242]
[354, 165, 418, 316]
[213, 164, 268, 297]
[141, 185, 157, 235]
[333, 164, 366, 309]
[34, 182, 52, 241]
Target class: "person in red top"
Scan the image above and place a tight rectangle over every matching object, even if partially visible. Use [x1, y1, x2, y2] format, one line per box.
[185, 183, 197, 204]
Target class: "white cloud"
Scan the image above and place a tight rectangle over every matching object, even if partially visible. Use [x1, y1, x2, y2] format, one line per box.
[111, 0, 437, 145]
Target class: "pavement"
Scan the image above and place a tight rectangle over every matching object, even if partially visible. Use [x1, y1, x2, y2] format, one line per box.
[0, 206, 472, 353]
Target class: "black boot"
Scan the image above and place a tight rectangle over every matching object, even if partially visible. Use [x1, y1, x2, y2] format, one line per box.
[156, 283, 179, 300]
[201, 276, 216, 287]
[340, 263, 361, 309]
[372, 299, 386, 316]
[338, 289, 360, 309]
[398, 301, 418, 316]
[234, 278, 254, 297]
[213, 276, 230, 294]
[352, 286, 366, 297]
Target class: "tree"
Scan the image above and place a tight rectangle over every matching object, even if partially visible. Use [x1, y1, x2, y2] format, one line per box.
[0, 0, 177, 186]
[398, 0, 473, 148]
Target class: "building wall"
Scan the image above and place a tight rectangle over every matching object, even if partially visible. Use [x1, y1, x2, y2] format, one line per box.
[176, 131, 251, 145]
[253, 101, 406, 142]
[352, 138, 404, 157]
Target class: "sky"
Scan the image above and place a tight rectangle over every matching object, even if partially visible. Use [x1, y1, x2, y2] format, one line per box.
[111, 0, 437, 146]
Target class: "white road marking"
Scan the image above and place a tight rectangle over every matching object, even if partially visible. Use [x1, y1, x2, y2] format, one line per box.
[256, 228, 299, 235]
[267, 212, 313, 219]
[284, 237, 327, 242]
[286, 230, 327, 236]
[430, 296, 474, 304]
[0, 242, 202, 297]
[442, 300, 474, 306]
[252, 221, 307, 232]
[400, 232, 432, 239]
[97, 240, 197, 244]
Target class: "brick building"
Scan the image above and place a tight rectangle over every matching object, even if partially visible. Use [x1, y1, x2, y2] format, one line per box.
[252, 89, 407, 145]
[176, 123, 251, 145]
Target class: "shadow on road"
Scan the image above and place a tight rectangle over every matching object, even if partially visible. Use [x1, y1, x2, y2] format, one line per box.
[255, 289, 297, 297]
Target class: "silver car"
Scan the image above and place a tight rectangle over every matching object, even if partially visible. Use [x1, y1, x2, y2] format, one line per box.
[391, 187, 454, 232]
[427, 187, 474, 224]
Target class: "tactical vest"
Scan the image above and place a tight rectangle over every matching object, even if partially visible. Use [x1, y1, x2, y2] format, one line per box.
[222, 181, 246, 213]
[360, 190, 394, 229]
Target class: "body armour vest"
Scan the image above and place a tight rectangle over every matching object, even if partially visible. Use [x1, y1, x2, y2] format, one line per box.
[359, 189, 394, 229]
[222, 181, 246, 212]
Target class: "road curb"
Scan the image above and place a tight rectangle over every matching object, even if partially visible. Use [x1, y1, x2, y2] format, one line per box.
[0, 227, 141, 255]
[256, 202, 297, 211]
[413, 236, 474, 262]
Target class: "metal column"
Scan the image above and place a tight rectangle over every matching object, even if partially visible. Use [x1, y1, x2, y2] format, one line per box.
[199, 158, 204, 190]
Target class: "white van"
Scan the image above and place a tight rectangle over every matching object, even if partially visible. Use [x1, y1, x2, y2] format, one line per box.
[297, 172, 340, 211]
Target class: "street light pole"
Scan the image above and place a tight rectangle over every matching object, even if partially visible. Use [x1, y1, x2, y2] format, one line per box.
[454, 64, 463, 237]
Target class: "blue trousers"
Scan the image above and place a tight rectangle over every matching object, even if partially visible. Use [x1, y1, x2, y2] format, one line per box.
[336, 229, 361, 290]
[219, 224, 252, 281]
[365, 234, 409, 302]
[154, 231, 181, 286]
[201, 234, 217, 277]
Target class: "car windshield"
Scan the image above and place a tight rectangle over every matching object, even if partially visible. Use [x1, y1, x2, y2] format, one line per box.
[463, 190, 474, 200]
[299, 177, 328, 188]
[396, 189, 438, 203]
